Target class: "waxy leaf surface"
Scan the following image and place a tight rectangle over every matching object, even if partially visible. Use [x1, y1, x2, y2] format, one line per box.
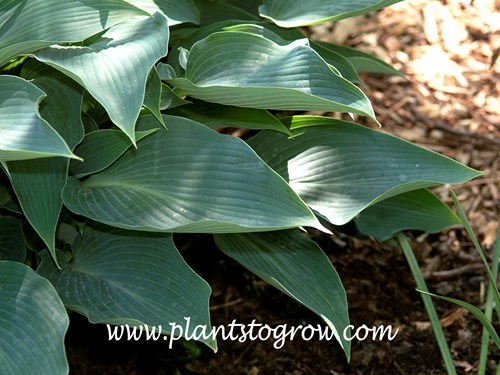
[35, 13, 169, 144]
[0, 216, 25, 262]
[0, 0, 147, 66]
[249, 116, 481, 225]
[215, 229, 351, 359]
[168, 32, 375, 120]
[62, 115, 322, 233]
[124, 0, 200, 25]
[0, 75, 75, 161]
[356, 189, 461, 241]
[37, 223, 215, 348]
[7, 63, 84, 262]
[0, 261, 68, 374]
[259, 0, 402, 27]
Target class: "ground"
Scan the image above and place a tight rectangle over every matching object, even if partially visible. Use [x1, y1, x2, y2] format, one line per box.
[65, 1, 499, 373]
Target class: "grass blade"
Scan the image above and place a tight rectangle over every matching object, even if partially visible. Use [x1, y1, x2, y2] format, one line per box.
[417, 290, 500, 351]
[478, 217, 500, 374]
[396, 232, 456, 374]
[450, 190, 500, 323]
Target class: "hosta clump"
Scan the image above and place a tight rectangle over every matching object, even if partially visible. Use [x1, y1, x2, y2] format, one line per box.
[0, 0, 480, 373]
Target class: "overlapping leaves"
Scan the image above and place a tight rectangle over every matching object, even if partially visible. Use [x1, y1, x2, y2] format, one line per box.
[215, 229, 351, 359]
[166, 99, 291, 134]
[124, 0, 200, 25]
[0, 261, 69, 374]
[356, 189, 461, 241]
[37, 222, 215, 348]
[62, 115, 322, 233]
[0, 75, 76, 161]
[168, 31, 376, 120]
[34, 12, 169, 144]
[249, 116, 481, 225]
[259, 0, 402, 27]
[6, 63, 84, 262]
[0, 0, 148, 66]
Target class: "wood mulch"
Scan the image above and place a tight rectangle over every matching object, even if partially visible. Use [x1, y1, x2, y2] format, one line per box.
[66, 1, 499, 373]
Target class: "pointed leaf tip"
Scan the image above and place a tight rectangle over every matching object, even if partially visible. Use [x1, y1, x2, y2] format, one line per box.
[0, 75, 75, 161]
[62, 115, 319, 233]
[34, 13, 169, 144]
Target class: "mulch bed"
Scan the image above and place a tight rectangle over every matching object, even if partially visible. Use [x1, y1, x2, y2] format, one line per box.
[65, 1, 499, 373]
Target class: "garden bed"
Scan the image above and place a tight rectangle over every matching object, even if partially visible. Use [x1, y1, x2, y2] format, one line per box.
[65, 1, 499, 373]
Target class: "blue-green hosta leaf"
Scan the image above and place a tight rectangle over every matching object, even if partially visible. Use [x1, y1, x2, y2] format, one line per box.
[214, 0, 262, 14]
[6, 63, 84, 262]
[195, 0, 259, 25]
[221, 23, 304, 46]
[21, 60, 85, 150]
[313, 41, 404, 77]
[167, 20, 302, 74]
[7, 158, 67, 263]
[0, 184, 21, 214]
[218, 25, 357, 80]
[34, 13, 169, 144]
[0, 261, 69, 374]
[144, 67, 166, 128]
[62, 115, 323, 233]
[70, 129, 159, 178]
[178, 47, 189, 70]
[157, 62, 178, 80]
[37, 223, 215, 349]
[0, 75, 76, 161]
[82, 94, 111, 130]
[160, 84, 191, 109]
[0, 0, 147, 67]
[259, 0, 402, 27]
[248, 116, 481, 226]
[309, 42, 361, 83]
[124, 0, 200, 25]
[0, 216, 25, 262]
[168, 32, 376, 120]
[356, 189, 461, 241]
[167, 20, 247, 75]
[214, 230, 351, 359]
[166, 99, 291, 135]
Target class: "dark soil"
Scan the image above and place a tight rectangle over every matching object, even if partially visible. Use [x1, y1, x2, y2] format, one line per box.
[65, 1, 499, 374]
[66, 229, 499, 374]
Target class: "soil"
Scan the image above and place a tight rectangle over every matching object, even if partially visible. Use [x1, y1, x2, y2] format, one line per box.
[65, 1, 499, 374]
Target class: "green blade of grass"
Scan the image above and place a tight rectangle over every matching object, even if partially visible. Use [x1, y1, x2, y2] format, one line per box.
[478, 217, 500, 375]
[396, 232, 457, 375]
[417, 290, 500, 351]
[450, 190, 500, 323]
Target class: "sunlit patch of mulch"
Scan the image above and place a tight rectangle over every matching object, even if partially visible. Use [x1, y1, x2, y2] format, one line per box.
[310, 0, 499, 241]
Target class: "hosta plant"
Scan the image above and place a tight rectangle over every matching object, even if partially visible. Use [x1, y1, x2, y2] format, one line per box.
[0, 0, 481, 373]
